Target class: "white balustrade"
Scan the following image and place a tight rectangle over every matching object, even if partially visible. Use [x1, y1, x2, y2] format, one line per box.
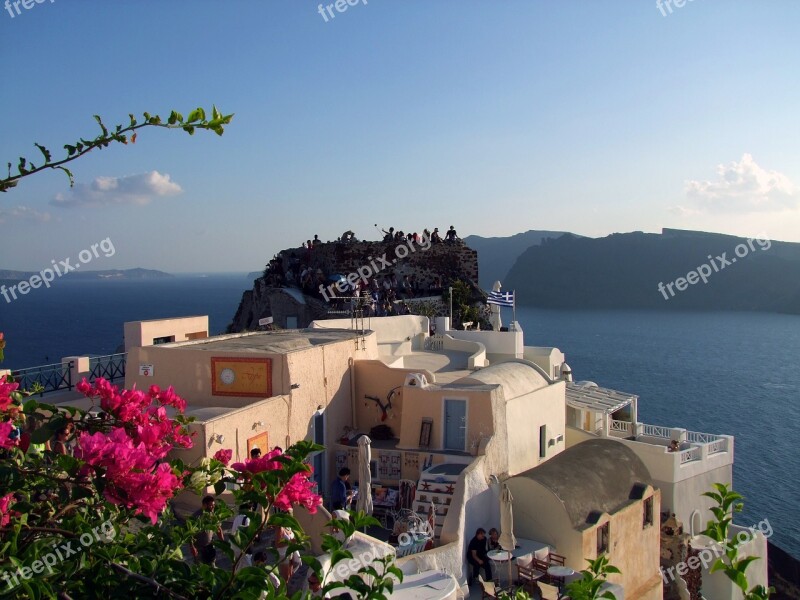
[641, 424, 671, 439]
[680, 447, 702, 464]
[707, 438, 728, 455]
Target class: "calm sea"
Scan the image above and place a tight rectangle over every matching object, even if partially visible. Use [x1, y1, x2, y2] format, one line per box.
[0, 278, 797, 559]
[515, 305, 800, 561]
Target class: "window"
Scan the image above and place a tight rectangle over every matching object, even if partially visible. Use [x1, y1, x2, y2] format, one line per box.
[597, 522, 609, 555]
[539, 425, 547, 458]
[643, 496, 654, 527]
[152, 335, 175, 345]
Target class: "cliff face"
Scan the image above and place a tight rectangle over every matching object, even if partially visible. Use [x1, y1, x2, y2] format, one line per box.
[505, 229, 800, 313]
[228, 240, 480, 332]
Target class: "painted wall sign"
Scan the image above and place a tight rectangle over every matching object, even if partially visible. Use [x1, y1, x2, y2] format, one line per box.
[211, 357, 272, 397]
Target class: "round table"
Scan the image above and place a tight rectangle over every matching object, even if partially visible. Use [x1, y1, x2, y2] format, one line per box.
[487, 550, 513, 589]
[547, 566, 576, 599]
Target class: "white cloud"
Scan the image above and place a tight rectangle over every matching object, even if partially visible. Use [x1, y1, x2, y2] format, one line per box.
[51, 170, 182, 208]
[682, 154, 797, 213]
[0, 205, 52, 224]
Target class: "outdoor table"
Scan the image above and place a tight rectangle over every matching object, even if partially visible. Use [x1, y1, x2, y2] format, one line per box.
[547, 566, 576, 599]
[487, 549, 514, 589]
[390, 570, 459, 600]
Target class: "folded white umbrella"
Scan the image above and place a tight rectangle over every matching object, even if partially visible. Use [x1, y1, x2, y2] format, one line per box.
[356, 435, 373, 516]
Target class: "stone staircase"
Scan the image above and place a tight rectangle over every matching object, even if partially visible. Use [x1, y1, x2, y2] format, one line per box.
[412, 465, 464, 542]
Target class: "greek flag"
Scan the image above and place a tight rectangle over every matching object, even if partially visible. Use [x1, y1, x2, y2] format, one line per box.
[487, 290, 514, 307]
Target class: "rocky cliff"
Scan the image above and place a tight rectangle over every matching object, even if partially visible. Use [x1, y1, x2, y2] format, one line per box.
[228, 239, 481, 332]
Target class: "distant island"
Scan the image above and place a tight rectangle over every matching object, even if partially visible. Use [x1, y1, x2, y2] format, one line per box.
[0, 268, 173, 283]
[503, 229, 800, 314]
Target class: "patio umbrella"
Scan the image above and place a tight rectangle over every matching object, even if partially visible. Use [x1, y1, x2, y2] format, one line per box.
[499, 484, 517, 584]
[356, 435, 373, 516]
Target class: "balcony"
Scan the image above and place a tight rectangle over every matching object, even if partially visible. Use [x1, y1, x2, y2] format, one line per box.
[602, 418, 733, 482]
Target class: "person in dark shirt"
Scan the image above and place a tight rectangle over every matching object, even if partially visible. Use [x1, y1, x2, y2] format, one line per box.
[466, 527, 492, 584]
[329, 467, 352, 511]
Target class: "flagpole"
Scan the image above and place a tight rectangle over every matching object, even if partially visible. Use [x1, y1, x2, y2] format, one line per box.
[512, 290, 516, 327]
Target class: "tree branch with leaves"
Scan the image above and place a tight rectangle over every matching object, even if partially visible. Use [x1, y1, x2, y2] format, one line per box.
[1, 106, 233, 193]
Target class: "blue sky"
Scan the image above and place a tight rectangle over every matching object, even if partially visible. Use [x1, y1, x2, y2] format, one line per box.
[1, 0, 799, 272]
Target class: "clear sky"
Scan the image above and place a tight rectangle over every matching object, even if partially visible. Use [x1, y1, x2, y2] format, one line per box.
[1, 0, 798, 272]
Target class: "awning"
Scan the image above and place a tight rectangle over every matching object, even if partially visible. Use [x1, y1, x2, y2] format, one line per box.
[566, 382, 636, 414]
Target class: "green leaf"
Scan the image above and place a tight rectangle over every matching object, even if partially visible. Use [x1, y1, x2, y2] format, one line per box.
[35, 143, 52, 164]
[93, 115, 108, 137]
[30, 415, 66, 444]
[56, 166, 75, 187]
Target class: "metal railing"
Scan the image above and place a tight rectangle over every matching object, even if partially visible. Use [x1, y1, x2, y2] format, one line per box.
[88, 353, 127, 382]
[11, 362, 73, 396]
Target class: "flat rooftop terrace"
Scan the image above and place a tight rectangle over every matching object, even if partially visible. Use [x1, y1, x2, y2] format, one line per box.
[162, 328, 362, 354]
[384, 349, 474, 383]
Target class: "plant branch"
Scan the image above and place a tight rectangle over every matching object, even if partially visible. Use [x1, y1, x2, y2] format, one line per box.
[107, 561, 191, 600]
[1, 106, 233, 193]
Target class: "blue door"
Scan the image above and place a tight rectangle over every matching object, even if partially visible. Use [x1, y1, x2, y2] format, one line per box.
[444, 399, 466, 451]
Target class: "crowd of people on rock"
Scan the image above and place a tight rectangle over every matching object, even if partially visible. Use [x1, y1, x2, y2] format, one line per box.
[260, 225, 464, 313]
[379, 225, 460, 245]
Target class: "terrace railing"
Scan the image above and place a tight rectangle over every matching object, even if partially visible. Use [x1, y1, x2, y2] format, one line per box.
[11, 362, 72, 396]
[641, 424, 671, 439]
[686, 430, 720, 445]
[707, 437, 729, 455]
[680, 446, 702, 464]
[609, 419, 632, 435]
[88, 353, 127, 383]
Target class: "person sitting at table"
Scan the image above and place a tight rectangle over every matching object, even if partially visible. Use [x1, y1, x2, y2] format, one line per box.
[487, 528, 501, 552]
[466, 527, 492, 585]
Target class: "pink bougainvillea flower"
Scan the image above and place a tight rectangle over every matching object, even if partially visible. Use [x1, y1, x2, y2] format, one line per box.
[274, 472, 323, 514]
[71, 378, 194, 522]
[231, 448, 284, 474]
[0, 380, 19, 413]
[0, 421, 18, 450]
[0, 493, 17, 527]
[213, 448, 232, 466]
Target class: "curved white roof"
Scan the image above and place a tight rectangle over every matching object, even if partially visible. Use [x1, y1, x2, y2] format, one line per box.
[453, 361, 550, 399]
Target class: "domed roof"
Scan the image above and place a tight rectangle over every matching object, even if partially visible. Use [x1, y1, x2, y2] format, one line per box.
[512, 438, 653, 528]
[453, 360, 550, 399]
